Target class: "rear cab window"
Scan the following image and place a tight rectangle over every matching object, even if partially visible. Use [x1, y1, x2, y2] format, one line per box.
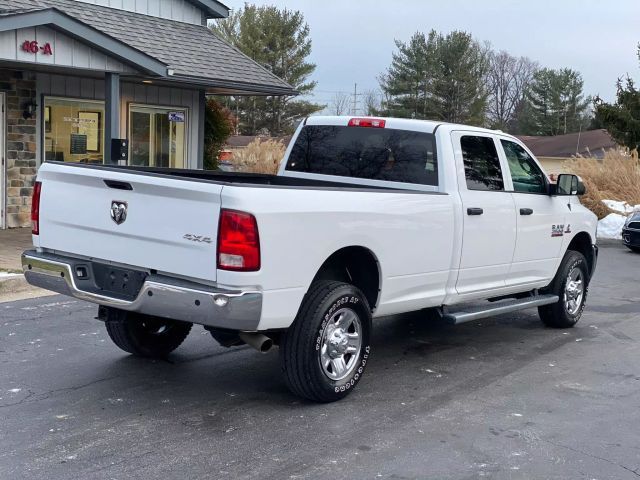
[285, 125, 438, 187]
[460, 135, 504, 191]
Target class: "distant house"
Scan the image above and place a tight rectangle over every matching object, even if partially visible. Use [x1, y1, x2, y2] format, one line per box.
[517, 129, 620, 173]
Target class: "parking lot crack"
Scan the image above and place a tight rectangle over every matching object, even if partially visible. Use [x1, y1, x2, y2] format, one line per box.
[543, 439, 640, 477]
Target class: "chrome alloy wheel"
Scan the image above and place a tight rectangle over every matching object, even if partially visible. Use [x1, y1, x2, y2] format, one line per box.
[319, 308, 362, 381]
[564, 267, 584, 316]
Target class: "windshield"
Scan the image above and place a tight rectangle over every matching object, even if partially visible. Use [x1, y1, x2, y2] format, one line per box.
[285, 125, 438, 186]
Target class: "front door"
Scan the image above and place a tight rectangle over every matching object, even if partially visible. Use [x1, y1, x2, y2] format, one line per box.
[129, 105, 187, 169]
[498, 138, 567, 285]
[452, 132, 517, 295]
[0, 92, 5, 229]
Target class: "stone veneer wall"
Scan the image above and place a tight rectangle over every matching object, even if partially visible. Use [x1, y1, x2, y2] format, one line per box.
[1, 69, 37, 228]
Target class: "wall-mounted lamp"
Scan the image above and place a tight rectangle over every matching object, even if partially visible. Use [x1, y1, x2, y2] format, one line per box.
[22, 99, 37, 119]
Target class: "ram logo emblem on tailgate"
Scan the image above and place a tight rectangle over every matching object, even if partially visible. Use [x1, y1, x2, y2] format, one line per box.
[110, 201, 128, 225]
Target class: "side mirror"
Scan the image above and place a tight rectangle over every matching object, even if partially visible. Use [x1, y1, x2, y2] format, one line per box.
[555, 174, 586, 196]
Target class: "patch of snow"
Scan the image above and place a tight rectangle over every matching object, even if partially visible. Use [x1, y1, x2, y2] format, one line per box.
[597, 213, 627, 239]
[511, 413, 523, 417]
[602, 199, 636, 215]
[8, 388, 21, 393]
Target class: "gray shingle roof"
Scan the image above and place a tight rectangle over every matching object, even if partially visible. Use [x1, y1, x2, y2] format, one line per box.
[1, 0, 295, 95]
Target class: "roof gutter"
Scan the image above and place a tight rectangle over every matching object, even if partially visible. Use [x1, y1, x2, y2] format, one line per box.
[169, 73, 298, 96]
[188, 0, 230, 19]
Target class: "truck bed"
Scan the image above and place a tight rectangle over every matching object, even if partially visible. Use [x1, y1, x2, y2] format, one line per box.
[55, 162, 398, 191]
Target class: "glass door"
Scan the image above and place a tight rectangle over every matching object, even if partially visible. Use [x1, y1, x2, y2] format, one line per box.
[128, 105, 187, 168]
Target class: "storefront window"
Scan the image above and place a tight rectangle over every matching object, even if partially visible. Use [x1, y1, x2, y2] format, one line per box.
[129, 105, 187, 168]
[44, 97, 105, 164]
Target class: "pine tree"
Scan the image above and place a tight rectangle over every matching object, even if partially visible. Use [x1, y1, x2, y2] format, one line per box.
[594, 46, 640, 151]
[379, 30, 490, 125]
[518, 68, 591, 135]
[211, 5, 323, 135]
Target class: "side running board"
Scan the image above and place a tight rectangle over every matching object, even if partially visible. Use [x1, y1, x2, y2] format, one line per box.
[441, 294, 559, 325]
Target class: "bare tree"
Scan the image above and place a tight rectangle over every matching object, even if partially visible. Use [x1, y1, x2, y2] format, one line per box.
[362, 89, 382, 116]
[486, 51, 538, 131]
[330, 92, 351, 116]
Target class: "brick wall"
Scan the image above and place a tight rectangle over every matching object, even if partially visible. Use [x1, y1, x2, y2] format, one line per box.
[1, 69, 37, 228]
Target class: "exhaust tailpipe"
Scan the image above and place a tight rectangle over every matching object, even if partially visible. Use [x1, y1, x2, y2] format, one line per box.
[239, 332, 273, 353]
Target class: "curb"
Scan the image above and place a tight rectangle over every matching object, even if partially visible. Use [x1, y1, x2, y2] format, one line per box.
[0, 273, 52, 302]
[0, 274, 31, 295]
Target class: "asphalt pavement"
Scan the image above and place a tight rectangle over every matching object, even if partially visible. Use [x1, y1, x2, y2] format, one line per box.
[1, 243, 639, 480]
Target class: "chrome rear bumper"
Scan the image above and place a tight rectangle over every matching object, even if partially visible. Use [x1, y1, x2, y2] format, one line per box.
[21, 250, 262, 331]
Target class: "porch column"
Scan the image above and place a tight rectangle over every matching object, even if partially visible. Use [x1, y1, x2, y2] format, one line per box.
[104, 73, 120, 165]
[197, 90, 206, 169]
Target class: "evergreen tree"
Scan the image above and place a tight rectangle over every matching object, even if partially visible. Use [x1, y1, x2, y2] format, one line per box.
[594, 47, 640, 151]
[212, 5, 323, 135]
[518, 68, 591, 135]
[203, 99, 236, 170]
[379, 30, 490, 125]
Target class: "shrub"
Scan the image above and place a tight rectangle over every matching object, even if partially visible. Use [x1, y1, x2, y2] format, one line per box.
[566, 150, 640, 219]
[233, 139, 287, 175]
[203, 99, 237, 170]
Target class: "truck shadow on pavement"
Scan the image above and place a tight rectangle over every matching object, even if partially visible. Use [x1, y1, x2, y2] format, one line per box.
[98, 309, 593, 408]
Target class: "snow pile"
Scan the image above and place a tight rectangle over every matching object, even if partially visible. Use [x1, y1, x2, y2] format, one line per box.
[598, 214, 626, 239]
[602, 199, 639, 215]
[597, 199, 640, 240]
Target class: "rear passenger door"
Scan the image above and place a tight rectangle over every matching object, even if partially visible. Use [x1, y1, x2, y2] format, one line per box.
[452, 132, 517, 295]
[498, 138, 567, 285]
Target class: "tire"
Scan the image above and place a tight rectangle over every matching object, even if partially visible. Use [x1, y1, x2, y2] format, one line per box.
[627, 246, 640, 253]
[280, 281, 372, 403]
[538, 250, 589, 328]
[104, 307, 192, 358]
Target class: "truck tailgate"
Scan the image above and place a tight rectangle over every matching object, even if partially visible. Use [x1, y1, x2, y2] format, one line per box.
[35, 163, 222, 282]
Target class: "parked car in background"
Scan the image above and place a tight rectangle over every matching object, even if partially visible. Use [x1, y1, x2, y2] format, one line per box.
[23, 116, 598, 403]
[622, 211, 640, 252]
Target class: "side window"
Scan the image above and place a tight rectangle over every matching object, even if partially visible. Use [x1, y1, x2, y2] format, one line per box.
[461, 136, 504, 191]
[501, 140, 547, 194]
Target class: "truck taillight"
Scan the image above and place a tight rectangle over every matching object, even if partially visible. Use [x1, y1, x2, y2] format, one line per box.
[217, 209, 260, 271]
[348, 117, 386, 128]
[31, 181, 42, 235]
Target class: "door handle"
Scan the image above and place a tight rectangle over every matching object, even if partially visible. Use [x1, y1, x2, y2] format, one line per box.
[467, 207, 484, 216]
[520, 208, 534, 215]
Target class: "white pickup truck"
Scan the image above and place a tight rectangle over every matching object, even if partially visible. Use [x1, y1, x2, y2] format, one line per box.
[23, 116, 598, 402]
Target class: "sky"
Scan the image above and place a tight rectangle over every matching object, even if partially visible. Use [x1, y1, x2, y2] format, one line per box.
[219, 0, 639, 110]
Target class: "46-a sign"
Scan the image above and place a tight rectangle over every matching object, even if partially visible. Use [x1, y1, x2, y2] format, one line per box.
[21, 40, 53, 55]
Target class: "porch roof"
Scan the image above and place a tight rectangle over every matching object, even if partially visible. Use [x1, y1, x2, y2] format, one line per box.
[0, 0, 296, 96]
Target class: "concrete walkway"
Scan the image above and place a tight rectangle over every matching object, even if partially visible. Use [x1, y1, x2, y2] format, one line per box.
[0, 228, 33, 272]
[0, 228, 47, 302]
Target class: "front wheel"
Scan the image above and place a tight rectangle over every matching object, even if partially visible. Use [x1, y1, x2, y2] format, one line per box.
[538, 250, 589, 328]
[103, 308, 192, 358]
[280, 281, 372, 403]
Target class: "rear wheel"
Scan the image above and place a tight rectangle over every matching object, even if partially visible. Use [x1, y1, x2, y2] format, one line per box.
[103, 307, 192, 358]
[280, 281, 372, 403]
[538, 250, 589, 328]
